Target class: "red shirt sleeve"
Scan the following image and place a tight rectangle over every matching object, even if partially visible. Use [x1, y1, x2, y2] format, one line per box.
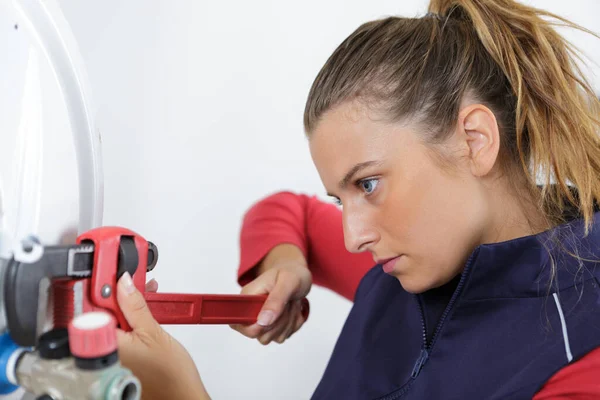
[237, 191, 373, 301]
[533, 347, 600, 399]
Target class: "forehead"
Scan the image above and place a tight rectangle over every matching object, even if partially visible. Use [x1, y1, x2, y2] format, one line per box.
[308, 102, 415, 187]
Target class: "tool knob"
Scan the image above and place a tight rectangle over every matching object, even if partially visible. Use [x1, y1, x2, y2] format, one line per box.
[147, 241, 158, 272]
[38, 329, 71, 360]
[68, 312, 117, 360]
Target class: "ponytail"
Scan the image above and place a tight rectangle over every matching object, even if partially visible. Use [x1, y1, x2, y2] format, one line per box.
[428, 0, 600, 232]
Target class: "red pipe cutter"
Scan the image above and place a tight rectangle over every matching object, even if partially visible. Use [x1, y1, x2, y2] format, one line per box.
[3, 226, 309, 347]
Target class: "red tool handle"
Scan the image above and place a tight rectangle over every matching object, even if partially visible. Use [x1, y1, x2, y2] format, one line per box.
[144, 293, 310, 325]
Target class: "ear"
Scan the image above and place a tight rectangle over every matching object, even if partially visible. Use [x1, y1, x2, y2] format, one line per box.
[458, 104, 500, 177]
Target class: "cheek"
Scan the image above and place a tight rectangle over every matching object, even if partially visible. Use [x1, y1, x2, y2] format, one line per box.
[379, 153, 463, 240]
[421, 188, 482, 279]
[382, 154, 484, 285]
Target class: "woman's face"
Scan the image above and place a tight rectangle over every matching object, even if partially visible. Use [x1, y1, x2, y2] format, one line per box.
[309, 101, 493, 293]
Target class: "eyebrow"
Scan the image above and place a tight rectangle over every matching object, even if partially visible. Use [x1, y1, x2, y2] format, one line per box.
[327, 160, 383, 197]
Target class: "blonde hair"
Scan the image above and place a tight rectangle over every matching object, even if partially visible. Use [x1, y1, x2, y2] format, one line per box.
[304, 0, 600, 233]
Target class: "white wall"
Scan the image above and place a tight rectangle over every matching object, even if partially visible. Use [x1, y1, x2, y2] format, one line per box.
[56, 1, 600, 399]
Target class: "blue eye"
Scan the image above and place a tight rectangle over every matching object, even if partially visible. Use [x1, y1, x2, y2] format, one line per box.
[333, 197, 342, 206]
[359, 178, 379, 195]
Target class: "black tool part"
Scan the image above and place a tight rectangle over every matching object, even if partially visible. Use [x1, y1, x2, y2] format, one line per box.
[38, 328, 71, 360]
[3, 245, 92, 347]
[75, 350, 118, 370]
[147, 241, 158, 272]
[36, 395, 55, 400]
[117, 236, 138, 280]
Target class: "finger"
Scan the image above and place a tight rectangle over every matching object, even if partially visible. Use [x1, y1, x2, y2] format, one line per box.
[275, 302, 300, 344]
[258, 320, 289, 346]
[145, 279, 159, 293]
[117, 272, 159, 333]
[256, 271, 300, 328]
[274, 317, 294, 344]
[240, 271, 275, 295]
[258, 304, 292, 345]
[292, 306, 305, 334]
[116, 329, 133, 347]
[229, 323, 264, 339]
[279, 302, 306, 344]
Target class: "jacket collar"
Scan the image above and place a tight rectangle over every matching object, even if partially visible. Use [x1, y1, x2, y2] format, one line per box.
[461, 210, 600, 301]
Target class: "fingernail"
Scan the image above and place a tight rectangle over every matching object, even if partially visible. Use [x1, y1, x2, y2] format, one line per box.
[257, 310, 275, 327]
[120, 272, 135, 295]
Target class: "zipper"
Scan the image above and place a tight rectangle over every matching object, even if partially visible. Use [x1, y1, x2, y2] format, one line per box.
[427, 248, 479, 351]
[416, 295, 428, 348]
[410, 348, 429, 378]
[376, 298, 430, 400]
[410, 248, 480, 378]
[411, 294, 429, 379]
[409, 294, 430, 380]
[376, 249, 480, 400]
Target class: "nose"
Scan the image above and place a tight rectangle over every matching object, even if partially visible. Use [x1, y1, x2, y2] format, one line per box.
[342, 207, 379, 253]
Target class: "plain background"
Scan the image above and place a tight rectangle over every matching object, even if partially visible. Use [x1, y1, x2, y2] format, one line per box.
[55, 1, 600, 398]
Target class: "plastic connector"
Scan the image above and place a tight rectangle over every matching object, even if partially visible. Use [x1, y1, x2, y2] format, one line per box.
[68, 312, 117, 359]
[0, 332, 26, 394]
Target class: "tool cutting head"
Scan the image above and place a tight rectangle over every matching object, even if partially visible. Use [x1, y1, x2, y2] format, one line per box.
[2, 233, 159, 347]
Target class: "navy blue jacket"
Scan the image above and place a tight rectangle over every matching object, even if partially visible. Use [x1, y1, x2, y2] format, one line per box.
[311, 211, 600, 399]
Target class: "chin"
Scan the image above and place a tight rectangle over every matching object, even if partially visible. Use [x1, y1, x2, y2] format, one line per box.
[394, 275, 433, 294]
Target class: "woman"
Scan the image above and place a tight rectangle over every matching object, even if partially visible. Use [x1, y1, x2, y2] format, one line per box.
[116, 0, 600, 398]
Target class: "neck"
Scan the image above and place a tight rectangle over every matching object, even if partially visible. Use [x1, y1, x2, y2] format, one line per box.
[481, 181, 548, 245]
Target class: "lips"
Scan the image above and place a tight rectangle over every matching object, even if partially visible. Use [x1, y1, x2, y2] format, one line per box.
[377, 256, 401, 274]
